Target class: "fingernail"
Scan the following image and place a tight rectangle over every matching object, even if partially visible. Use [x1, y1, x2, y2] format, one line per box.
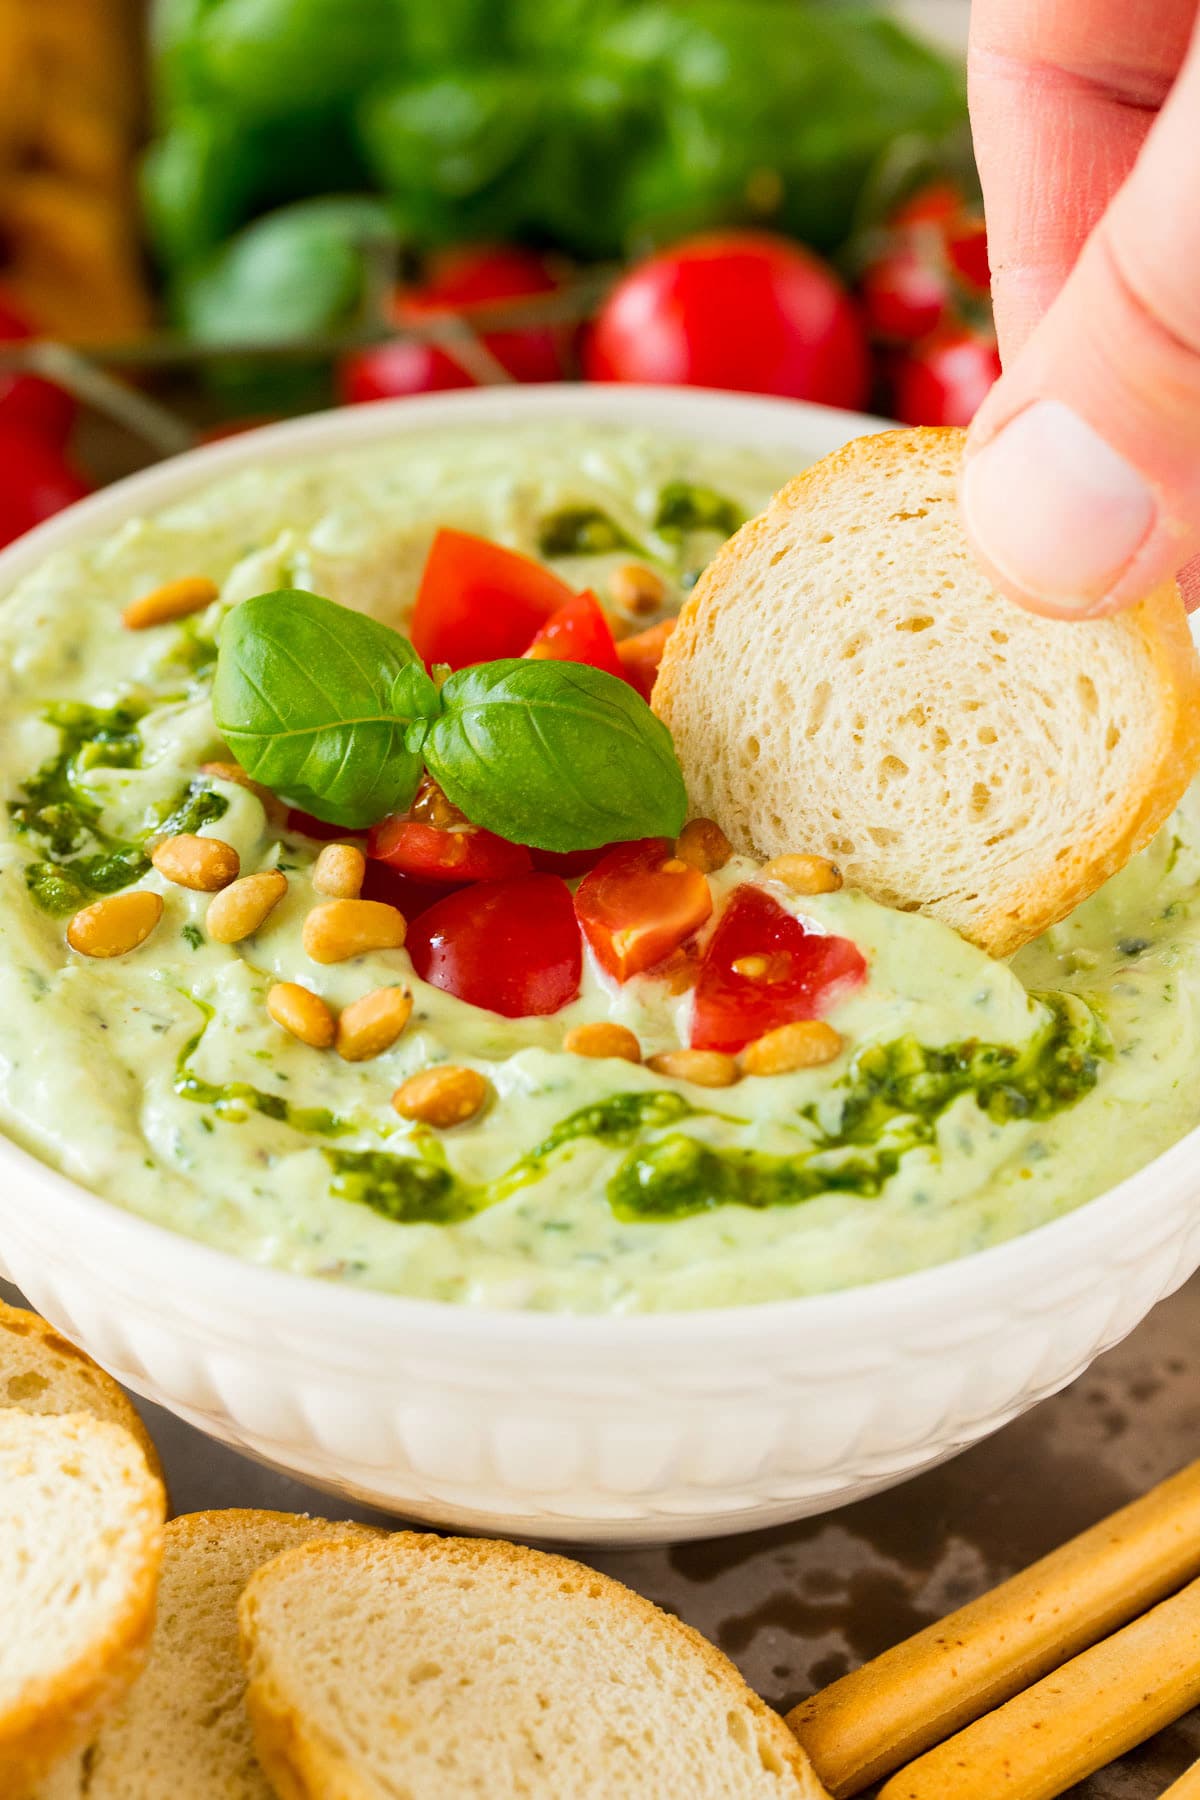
[962, 400, 1155, 610]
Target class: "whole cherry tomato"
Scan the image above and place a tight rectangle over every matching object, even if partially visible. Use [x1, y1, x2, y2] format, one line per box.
[574, 839, 713, 983]
[338, 245, 571, 404]
[858, 244, 949, 345]
[368, 814, 532, 884]
[525, 590, 625, 682]
[360, 857, 461, 920]
[0, 291, 76, 446]
[690, 883, 865, 1053]
[410, 529, 575, 670]
[407, 872, 582, 1017]
[890, 329, 1002, 428]
[584, 231, 869, 410]
[0, 426, 91, 548]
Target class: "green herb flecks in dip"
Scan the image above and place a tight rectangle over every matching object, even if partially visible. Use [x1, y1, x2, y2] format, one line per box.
[1, 422, 1198, 1313]
[536, 506, 641, 558]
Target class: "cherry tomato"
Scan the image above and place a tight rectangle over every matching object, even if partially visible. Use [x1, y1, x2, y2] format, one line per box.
[407, 872, 581, 1017]
[890, 329, 1001, 428]
[945, 219, 990, 294]
[529, 844, 612, 877]
[0, 426, 91, 548]
[616, 618, 675, 703]
[0, 291, 76, 446]
[411, 529, 575, 670]
[368, 814, 532, 884]
[575, 839, 713, 983]
[891, 180, 964, 231]
[858, 244, 949, 345]
[360, 856, 461, 920]
[286, 809, 367, 841]
[337, 245, 570, 404]
[690, 883, 866, 1053]
[525, 590, 625, 681]
[584, 231, 869, 410]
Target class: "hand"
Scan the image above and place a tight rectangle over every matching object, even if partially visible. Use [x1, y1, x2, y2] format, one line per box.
[960, 0, 1200, 617]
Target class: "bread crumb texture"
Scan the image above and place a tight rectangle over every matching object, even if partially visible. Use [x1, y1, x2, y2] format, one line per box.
[238, 1532, 826, 1799]
[654, 427, 1200, 955]
[0, 1412, 164, 1797]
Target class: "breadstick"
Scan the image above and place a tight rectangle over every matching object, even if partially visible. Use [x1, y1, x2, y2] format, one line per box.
[877, 1575, 1200, 1800]
[1163, 1758, 1200, 1799]
[788, 1459, 1200, 1796]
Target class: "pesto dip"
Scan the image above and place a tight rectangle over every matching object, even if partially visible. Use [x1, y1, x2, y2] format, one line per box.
[1, 421, 1198, 1313]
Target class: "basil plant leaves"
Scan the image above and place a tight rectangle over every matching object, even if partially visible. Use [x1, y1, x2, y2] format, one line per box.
[213, 587, 688, 848]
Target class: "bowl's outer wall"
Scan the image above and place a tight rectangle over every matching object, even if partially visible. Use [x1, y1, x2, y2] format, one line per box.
[2, 387, 1199, 1543]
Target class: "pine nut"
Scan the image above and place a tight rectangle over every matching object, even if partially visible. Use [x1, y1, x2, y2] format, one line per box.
[761, 853, 843, 896]
[122, 576, 219, 630]
[393, 1066, 489, 1128]
[646, 1049, 740, 1088]
[199, 761, 288, 828]
[312, 842, 366, 899]
[205, 870, 288, 944]
[267, 982, 335, 1049]
[674, 817, 733, 873]
[151, 833, 240, 892]
[303, 898, 406, 964]
[610, 561, 667, 614]
[67, 890, 163, 958]
[563, 1022, 642, 1063]
[740, 1020, 844, 1076]
[337, 986, 413, 1062]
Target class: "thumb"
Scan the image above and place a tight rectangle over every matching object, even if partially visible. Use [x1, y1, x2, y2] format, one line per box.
[961, 16, 1200, 619]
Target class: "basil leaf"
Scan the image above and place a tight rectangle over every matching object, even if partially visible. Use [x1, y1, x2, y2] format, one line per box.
[213, 589, 441, 828]
[427, 659, 687, 852]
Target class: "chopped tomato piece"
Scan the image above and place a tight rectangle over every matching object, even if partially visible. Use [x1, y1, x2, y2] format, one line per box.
[524, 589, 625, 680]
[617, 618, 675, 702]
[360, 857, 460, 920]
[530, 843, 613, 877]
[574, 839, 713, 983]
[690, 884, 866, 1053]
[287, 808, 366, 841]
[410, 529, 575, 670]
[407, 872, 582, 1017]
[368, 814, 532, 884]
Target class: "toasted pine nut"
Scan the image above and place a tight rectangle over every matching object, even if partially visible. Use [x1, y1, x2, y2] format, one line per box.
[761, 853, 843, 896]
[337, 986, 413, 1062]
[313, 842, 366, 899]
[199, 761, 288, 828]
[740, 1020, 844, 1076]
[563, 1022, 642, 1063]
[610, 561, 667, 614]
[267, 982, 335, 1049]
[303, 898, 406, 964]
[206, 870, 288, 944]
[151, 832, 240, 892]
[393, 1065, 488, 1128]
[674, 817, 732, 873]
[67, 890, 163, 958]
[646, 1049, 740, 1088]
[122, 576, 219, 630]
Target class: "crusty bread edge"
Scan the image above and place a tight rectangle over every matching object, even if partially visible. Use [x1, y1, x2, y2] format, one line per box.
[0, 1414, 165, 1798]
[238, 1532, 826, 1800]
[0, 1300, 166, 1489]
[654, 426, 1200, 957]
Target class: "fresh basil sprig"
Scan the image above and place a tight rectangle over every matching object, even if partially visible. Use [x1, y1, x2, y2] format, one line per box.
[213, 588, 688, 847]
[213, 590, 441, 829]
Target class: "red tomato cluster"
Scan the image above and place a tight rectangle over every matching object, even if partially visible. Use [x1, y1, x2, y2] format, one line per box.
[0, 288, 90, 549]
[858, 181, 1000, 428]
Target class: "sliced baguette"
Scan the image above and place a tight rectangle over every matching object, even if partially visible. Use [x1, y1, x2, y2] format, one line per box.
[654, 426, 1200, 955]
[238, 1532, 827, 1800]
[0, 1300, 163, 1486]
[0, 1411, 164, 1798]
[40, 1509, 380, 1800]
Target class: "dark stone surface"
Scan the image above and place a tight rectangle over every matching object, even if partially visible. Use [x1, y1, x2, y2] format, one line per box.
[6, 1272, 1198, 1795]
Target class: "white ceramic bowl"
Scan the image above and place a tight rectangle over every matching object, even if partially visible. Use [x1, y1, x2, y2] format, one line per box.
[2, 386, 1198, 1546]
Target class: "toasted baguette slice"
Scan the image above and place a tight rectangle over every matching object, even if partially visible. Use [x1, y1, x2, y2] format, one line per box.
[654, 426, 1200, 955]
[40, 1510, 380, 1800]
[238, 1533, 827, 1800]
[0, 1300, 163, 1486]
[0, 1411, 164, 1798]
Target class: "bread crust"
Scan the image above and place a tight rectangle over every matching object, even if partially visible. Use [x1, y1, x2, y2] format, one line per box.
[0, 1413, 165, 1797]
[238, 1532, 827, 1799]
[655, 426, 1200, 956]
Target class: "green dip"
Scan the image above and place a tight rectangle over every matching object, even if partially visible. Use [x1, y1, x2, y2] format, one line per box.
[0, 422, 1197, 1313]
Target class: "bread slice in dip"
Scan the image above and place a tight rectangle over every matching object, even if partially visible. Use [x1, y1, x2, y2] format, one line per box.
[654, 426, 1200, 956]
